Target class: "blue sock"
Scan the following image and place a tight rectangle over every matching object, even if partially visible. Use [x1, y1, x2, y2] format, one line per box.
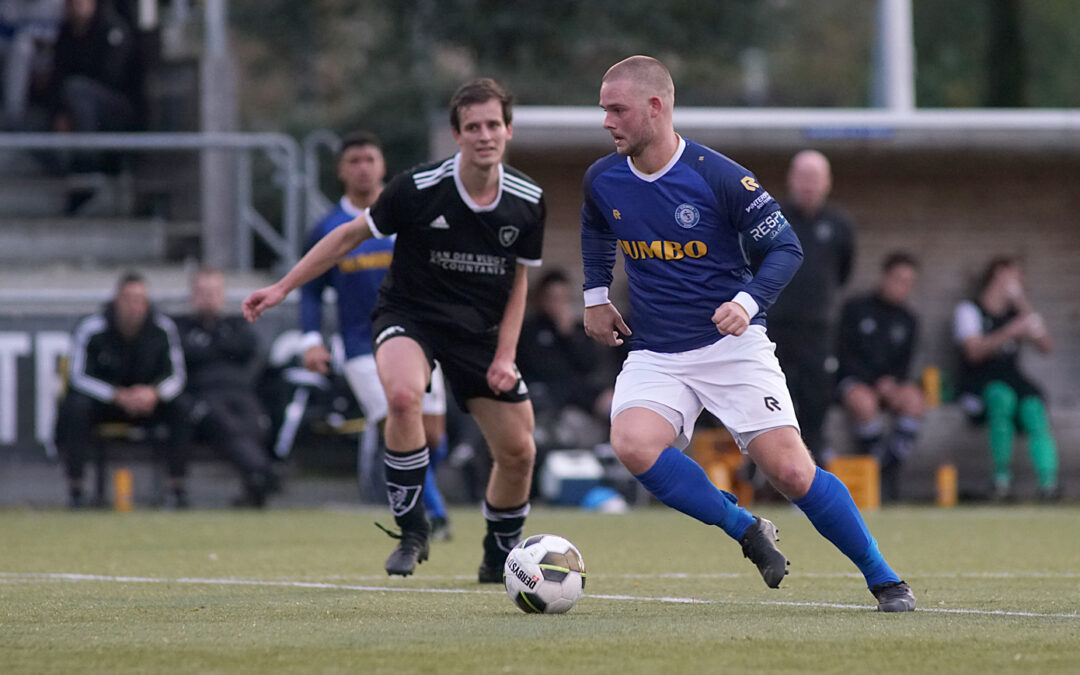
[422, 438, 448, 519]
[793, 467, 900, 588]
[635, 447, 755, 540]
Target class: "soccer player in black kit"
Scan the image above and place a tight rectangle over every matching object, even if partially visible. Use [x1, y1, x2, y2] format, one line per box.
[243, 79, 546, 580]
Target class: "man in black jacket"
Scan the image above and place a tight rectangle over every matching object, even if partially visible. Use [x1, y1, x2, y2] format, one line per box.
[516, 268, 617, 450]
[836, 252, 924, 502]
[48, 0, 142, 212]
[49, 0, 140, 136]
[57, 271, 188, 508]
[768, 150, 855, 464]
[172, 268, 277, 507]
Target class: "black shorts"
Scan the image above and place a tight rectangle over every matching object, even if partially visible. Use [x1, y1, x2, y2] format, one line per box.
[371, 309, 529, 412]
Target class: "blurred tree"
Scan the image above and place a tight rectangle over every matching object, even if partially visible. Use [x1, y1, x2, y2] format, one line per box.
[915, 0, 1080, 108]
[985, 0, 1025, 106]
[230, 0, 1080, 167]
[230, 0, 875, 167]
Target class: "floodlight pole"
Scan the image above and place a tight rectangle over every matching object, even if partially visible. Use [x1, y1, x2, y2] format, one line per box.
[201, 0, 240, 269]
[873, 0, 916, 112]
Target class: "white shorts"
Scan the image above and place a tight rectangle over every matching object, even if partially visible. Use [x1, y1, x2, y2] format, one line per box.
[342, 354, 447, 423]
[610, 325, 799, 451]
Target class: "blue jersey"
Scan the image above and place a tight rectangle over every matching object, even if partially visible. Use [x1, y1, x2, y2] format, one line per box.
[581, 137, 803, 353]
[301, 197, 395, 358]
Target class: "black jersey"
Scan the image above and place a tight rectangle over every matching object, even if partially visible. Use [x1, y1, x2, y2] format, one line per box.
[836, 292, 918, 385]
[767, 202, 854, 327]
[954, 300, 1041, 400]
[368, 154, 545, 335]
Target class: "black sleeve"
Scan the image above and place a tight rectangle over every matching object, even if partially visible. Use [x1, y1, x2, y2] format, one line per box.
[837, 300, 871, 383]
[515, 196, 546, 263]
[216, 318, 259, 364]
[836, 212, 856, 287]
[100, 18, 137, 93]
[890, 314, 918, 381]
[367, 172, 413, 237]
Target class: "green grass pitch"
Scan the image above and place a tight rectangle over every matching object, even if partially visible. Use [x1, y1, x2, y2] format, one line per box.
[2, 504, 1079, 674]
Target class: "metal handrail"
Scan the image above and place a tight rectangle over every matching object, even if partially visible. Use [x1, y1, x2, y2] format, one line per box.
[0, 132, 303, 271]
[301, 129, 340, 228]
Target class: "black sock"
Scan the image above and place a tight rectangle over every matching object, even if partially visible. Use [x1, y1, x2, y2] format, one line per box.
[385, 447, 430, 532]
[482, 500, 530, 562]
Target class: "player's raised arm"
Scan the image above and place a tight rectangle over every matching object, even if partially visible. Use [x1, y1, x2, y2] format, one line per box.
[242, 214, 373, 322]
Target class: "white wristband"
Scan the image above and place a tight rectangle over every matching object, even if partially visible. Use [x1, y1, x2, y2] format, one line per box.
[732, 291, 759, 320]
[298, 331, 325, 351]
[584, 287, 610, 308]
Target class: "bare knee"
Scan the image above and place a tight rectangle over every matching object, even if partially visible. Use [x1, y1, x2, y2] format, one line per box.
[843, 384, 879, 424]
[384, 384, 423, 421]
[748, 428, 817, 499]
[771, 461, 816, 499]
[492, 434, 536, 476]
[610, 414, 672, 475]
[894, 384, 925, 418]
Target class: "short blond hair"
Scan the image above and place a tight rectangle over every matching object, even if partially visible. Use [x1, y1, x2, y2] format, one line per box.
[602, 55, 674, 104]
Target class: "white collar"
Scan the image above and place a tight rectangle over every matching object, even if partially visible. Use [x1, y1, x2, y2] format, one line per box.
[339, 195, 368, 218]
[627, 135, 686, 183]
[452, 152, 503, 212]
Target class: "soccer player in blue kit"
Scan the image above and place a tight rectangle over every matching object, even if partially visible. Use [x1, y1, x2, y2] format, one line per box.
[300, 131, 452, 540]
[581, 56, 914, 611]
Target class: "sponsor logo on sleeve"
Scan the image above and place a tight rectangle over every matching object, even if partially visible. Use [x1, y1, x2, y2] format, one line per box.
[748, 211, 789, 242]
[740, 176, 760, 191]
[744, 191, 774, 213]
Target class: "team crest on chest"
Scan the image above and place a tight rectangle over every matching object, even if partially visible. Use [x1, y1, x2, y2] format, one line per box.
[499, 225, 520, 247]
[675, 203, 700, 229]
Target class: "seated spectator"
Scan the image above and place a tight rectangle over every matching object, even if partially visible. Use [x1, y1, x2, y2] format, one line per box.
[47, 0, 141, 211]
[48, 0, 141, 136]
[954, 255, 1060, 501]
[0, 0, 63, 130]
[172, 267, 278, 508]
[836, 252, 924, 502]
[517, 269, 619, 451]
[56, 271, 188, 508]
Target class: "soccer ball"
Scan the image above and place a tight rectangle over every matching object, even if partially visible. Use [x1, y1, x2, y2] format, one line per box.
[503, 534, 586, 614]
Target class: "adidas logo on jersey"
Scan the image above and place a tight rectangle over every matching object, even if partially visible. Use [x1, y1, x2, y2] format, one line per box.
[429, 215, 450, 229]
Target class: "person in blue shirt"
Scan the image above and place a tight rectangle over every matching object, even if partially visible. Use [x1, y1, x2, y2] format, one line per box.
[299, 131, 452, 541]
[581, 55, 914, 612]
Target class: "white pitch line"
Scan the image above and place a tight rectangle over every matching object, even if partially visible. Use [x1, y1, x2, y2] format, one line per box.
[2, 572, 1079, 620]
[312, 570, 1080, 582]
